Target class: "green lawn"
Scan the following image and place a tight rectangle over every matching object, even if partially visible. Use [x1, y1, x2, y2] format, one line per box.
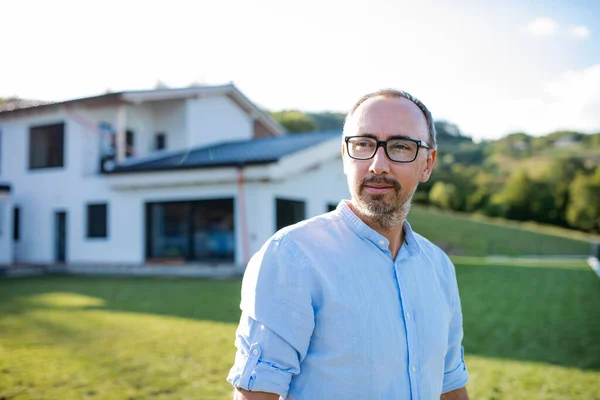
[1, 260, 599, 399]
[408, 206, 595, 256]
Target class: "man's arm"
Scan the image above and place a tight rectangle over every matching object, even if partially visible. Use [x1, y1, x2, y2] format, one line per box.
[233, 388, 280, 400]
[441, 386, 469, 400]
[227, 238, 315, 397]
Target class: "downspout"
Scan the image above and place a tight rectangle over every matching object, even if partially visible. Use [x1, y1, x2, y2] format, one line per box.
[237, 165, 250, 266]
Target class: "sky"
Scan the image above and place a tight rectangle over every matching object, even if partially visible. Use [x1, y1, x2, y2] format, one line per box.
[2, 0, 599, 141]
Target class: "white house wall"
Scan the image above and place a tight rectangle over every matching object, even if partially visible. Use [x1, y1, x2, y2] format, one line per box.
[70, 180, 244, 265]
[242, 182, 275, 260]
[125, 104, 154, 157]
[186, 96, 253, 148]
[244, 156, 350, 257]
[151, 100, 187, 152]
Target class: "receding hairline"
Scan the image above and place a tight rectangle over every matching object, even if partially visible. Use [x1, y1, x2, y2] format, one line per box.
[343, 89, 438, 148]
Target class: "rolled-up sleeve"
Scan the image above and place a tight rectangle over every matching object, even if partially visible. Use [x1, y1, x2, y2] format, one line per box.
[442, 257, 469, 393]
[227, 236, 315, 397]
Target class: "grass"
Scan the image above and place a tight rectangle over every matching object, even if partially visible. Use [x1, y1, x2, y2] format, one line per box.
[1, 259, 599, 399]
[408, 206, 595, 256]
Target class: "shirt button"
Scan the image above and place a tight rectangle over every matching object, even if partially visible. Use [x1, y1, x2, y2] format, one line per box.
[379, 240, 385, 246]
[252, 349, 259, 356]
[406, 312, 411, 319]
[412, 366, 416, 373]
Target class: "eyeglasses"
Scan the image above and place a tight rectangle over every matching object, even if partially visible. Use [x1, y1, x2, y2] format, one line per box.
[345, 136, 433, 163]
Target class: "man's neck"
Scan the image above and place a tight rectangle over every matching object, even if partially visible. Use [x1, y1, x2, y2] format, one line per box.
[347, 202, 406, 259]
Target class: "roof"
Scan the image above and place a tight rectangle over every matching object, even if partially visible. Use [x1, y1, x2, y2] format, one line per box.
[0, 93, 121, 115]
[0, 98, 55, 113]
[109, 130, 341, 174]
[0, 84, 285, 136]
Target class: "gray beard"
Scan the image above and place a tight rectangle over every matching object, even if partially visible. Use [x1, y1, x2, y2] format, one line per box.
[354, 190, 414, 230]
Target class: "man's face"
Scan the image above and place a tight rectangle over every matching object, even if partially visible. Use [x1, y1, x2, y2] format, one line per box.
[342, 96, 437, 229]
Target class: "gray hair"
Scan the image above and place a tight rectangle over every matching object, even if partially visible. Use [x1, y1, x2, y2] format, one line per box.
[343, 88, 437, 149]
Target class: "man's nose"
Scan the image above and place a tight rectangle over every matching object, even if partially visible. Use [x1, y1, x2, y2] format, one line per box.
[369, 146, 390, 174]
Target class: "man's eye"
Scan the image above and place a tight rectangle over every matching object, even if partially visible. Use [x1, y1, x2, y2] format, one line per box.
[356, 141, 373, 148]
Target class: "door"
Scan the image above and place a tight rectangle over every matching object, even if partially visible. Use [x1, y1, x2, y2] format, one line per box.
[55, 211, 67, 263]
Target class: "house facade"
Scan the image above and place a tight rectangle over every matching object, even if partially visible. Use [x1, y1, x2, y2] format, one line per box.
[0, 85, 349, 269]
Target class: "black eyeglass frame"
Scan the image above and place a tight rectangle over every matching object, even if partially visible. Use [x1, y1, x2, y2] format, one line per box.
[344, 135, 433, 163]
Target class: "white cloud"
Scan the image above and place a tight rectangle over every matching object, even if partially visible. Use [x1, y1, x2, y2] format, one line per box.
[507, 65, 600, 135]
[451, 65, 600, 140]
[568, 25, 591, 39]
[525, 17, 559, 37]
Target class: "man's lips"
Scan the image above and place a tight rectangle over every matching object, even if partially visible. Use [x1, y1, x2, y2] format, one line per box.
[364, 184, 394, 194]
[360, 177, 400, 195]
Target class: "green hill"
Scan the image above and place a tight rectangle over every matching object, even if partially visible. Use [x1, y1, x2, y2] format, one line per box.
[407, 206, 595, 256]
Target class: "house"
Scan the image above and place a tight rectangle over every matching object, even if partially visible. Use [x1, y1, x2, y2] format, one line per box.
[553, 136, 580, 148]
[0, 85, 349, 270]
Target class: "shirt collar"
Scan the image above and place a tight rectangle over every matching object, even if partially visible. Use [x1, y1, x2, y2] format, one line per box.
[336, 200, 421, 257]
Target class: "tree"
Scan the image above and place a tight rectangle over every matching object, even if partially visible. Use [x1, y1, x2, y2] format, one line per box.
[491, 132, 533, 158]
[542, 157, 587, 226]
[429, 182, 461, 210]
[585, 132, 600, 148]
[154, 80, 169, 89]
[434, 120, 470, 140]
[490, 170, 536, 220]
[269, 110, 317, 133]
[308, 112, 345, 131]
[566, 168, 600, 232]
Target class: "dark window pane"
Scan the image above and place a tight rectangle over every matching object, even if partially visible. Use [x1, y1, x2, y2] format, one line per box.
[146, 199, 235, 262]
[148, 202, 189, 259]
[29, 123, 64, 169]
[276, 198, 306, 231]
[192, 199, 235, 261]
[126, 130, 135, 158]
[87, 203, 108, 238]
[155, 133, 166, 150]
[13, 206, 20, 241]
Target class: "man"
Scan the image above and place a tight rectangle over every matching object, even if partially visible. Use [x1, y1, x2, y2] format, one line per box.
[227, 89, 469, 399]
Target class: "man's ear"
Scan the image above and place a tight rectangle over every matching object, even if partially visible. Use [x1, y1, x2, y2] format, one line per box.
[420, 148, 437, 182]
[341, 143, 348, 176]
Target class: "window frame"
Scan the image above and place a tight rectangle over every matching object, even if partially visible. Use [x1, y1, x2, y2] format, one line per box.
[28, 122, 65, 170]
[275, 197, 306, 231]
[86, 203, 108, 239]
[155, 132, 166, 150]
[13, 206, 20, 241]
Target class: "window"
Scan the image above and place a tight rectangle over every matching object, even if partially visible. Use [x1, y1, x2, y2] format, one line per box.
[276, 198, 306, 231]
[155, 133, 166, 150]
[87, 203, 108, 238]
[146, 198, 235, 261]
[29, 123, 65, 169]
[0, 128, 3, 174]
[126, 130, 135, 158]
[13, 206, 20, 241]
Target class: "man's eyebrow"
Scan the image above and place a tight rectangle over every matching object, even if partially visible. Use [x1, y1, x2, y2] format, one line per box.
[358, 133, 416, 141]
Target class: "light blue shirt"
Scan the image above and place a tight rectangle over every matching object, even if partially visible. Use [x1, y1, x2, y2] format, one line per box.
[227, 200, 468, 399]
